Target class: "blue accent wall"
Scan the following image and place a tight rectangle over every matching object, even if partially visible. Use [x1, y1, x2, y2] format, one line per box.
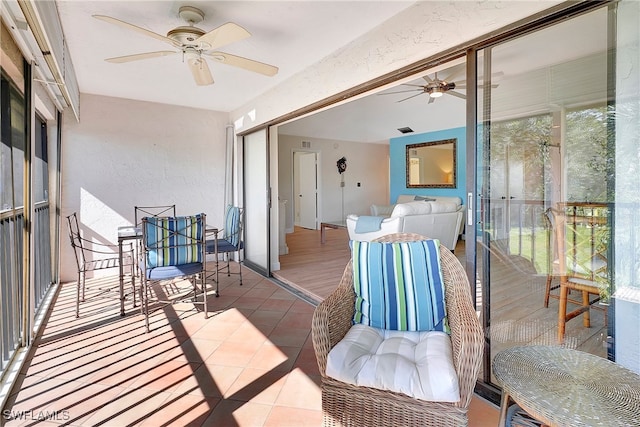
[389, 126, 466, 205]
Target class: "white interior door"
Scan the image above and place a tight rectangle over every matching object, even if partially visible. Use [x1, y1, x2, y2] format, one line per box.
[294, 151, 317, 229]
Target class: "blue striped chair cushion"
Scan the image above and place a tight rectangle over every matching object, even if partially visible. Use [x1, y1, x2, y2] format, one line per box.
[205, 239, 244, 254]
[351, 239, 448, 332]
[144, 215, 203, 268]
[223, 205, 241, 247]
[143, 262, 203, 280]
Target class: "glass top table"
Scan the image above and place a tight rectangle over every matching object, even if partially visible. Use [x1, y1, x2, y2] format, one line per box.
[320, 220, 347, 244]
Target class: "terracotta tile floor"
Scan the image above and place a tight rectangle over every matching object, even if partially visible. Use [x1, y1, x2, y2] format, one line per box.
[3, 264, 499, 426]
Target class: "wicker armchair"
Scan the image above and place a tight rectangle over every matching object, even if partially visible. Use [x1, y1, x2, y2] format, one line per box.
[312, 233, 483, 426]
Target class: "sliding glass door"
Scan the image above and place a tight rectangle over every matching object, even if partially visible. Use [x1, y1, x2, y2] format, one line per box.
[243, 129, 270, 276]
[476, 2, 640, 390]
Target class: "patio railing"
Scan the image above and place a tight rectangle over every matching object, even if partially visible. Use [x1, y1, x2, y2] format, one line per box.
[483, 198, 549, 274]
[0, 203, 53, 379]
[484, 198, 640, 293]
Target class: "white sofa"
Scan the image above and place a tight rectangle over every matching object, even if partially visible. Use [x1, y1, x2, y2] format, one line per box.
[347, 195, 465, 250]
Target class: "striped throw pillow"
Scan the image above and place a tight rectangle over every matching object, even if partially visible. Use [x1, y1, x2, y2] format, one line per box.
[351, 239, 448, 332]
[145, 215, 203, 268]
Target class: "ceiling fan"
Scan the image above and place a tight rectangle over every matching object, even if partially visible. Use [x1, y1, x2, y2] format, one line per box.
[93, 6, 279, 86]
[381, 64, 501, 104]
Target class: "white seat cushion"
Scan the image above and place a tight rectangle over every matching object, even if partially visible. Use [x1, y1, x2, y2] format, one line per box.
[326, 324, 460, 402]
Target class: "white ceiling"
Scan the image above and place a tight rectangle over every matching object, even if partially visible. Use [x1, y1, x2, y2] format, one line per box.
[278, 60, 469, 143]
[56, 1, 415, 112]
[279, 7, 608, 142]
[55, 2, 607, 143]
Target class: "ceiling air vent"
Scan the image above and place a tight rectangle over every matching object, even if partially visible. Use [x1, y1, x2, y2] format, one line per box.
[397, 127, 414, 134]
[302, 141, 311, 148]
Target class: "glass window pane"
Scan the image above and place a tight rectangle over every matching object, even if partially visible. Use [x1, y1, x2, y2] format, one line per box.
[33, 116, 48, 203]
[10, 86, 25, 209]
[1, 77, 13, 211]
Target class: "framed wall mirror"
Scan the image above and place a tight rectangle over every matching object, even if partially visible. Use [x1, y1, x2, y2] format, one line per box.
[406, 138, 457, 188]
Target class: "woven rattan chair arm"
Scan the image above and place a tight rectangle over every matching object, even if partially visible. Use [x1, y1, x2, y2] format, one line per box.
[312, 261, 356, 376]
[440, 247, 483, 408]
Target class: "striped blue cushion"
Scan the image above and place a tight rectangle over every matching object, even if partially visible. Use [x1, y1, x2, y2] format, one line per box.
[351, 239, 448, 332]
[223, 205, 241, 247]
[144, 215, 203, 268]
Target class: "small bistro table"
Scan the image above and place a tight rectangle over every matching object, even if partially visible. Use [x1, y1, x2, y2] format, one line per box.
[493, 345, 640, 427]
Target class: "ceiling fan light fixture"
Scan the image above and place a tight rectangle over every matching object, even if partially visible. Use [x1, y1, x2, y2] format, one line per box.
[429, 89, 444, 98]
[178, 6, 205, 26]
[184, 49, 201, 63]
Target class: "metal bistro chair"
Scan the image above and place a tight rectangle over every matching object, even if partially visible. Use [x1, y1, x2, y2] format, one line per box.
[206, 205, 244, 295]
[66, 212, 135, 318]
[133, 205, 176, 277]
[139, 213, 207, 332]
[134, 205, 176, 228]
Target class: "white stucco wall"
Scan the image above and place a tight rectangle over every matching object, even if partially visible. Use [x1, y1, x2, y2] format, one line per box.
[231, 1, 563, 132]
[60, 94, 230, 282]
[278, 134, 389, 230]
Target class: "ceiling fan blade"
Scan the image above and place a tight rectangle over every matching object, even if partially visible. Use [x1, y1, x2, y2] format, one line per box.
[93, 15, 177, 46]
[441, 63, 466, 83]
[206, 52, 278, 76]
[402, 83, 428, 88]
[422, 75, 433, 84]
[397, 92, 425, 103]
[447, 91, 466, 100]
[455, 82, 499, 91]
[474, 71, 504, 84]
[428, 96, 436, 104]
[187, 57, 214, 86]
[105, 51, 177, 63]
[196, 22, 251, 50]
[379, 89, 422, 95]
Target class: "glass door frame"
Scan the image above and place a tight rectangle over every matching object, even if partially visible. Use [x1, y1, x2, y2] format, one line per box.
[465, 1, 620, 403]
